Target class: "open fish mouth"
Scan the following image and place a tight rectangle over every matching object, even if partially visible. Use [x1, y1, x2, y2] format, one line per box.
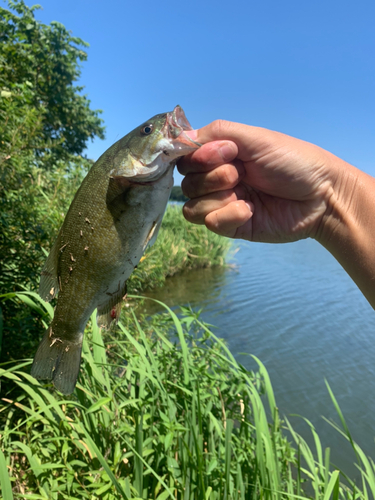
[165, 105, 201, 149]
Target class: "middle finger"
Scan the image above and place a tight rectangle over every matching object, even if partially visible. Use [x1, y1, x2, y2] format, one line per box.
[181, 160, 245, 199]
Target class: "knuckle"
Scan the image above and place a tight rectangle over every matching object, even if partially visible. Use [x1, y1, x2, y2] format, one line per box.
[210, 119, 230, 138]
[216, 164, 239, 188]
[205, 211, 220, 231]
[205, 211, 234, 238]
[181, 177, 193, 198]
[182, 203, 193, 221]
[183, 202, 203, 224]
[227, 167, 240, 186]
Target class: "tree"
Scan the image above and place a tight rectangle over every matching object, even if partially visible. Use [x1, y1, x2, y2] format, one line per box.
[0, 0, 105, 167]
[170, 186, 188, 202]
[0, 0, 105, 360]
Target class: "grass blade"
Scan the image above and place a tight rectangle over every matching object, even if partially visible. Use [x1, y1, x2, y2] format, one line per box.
[0, 449, 13, 500]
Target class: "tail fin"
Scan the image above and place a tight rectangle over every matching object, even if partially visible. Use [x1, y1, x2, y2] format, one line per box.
[31, 327, 82, 395]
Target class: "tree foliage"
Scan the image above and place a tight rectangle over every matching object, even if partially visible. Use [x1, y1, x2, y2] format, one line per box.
[0, 0, 105, 166]
[170, 185, 188, 202]
[0, 0, 105, 360]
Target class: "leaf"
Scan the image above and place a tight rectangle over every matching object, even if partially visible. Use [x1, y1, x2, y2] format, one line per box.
[0, 306, 3, 359]
[86, 396, 112, 414]
[156, 491, 171, 500]
[207, 458, 218, 474]
[323, 470, 340, 500]
[164, 431, 174, 452]
[0, 449, 13, 500]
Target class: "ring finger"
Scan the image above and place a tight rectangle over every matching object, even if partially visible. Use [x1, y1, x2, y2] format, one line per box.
[183, 185, 248, 224]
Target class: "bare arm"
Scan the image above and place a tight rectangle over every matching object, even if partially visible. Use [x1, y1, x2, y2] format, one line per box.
[177, 120, 375, 309]
[317, 158, 375, 308]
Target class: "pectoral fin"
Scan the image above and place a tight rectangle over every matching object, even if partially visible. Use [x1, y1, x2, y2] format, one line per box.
[143, 219, 162, 250]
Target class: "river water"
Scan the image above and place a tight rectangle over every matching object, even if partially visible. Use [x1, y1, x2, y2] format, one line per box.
[143, 238, 375, 477]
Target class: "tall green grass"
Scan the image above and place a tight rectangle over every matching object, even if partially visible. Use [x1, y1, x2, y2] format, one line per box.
[1, 292, 375, 499]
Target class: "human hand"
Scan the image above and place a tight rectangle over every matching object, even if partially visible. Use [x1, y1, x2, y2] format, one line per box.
[178, 119, 375, 309]
[177, 120, 341, 244]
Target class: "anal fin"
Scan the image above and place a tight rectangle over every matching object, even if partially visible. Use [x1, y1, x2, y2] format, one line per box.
[97, 281, 127, 329]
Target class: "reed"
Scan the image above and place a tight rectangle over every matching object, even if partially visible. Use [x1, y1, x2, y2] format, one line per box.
[0, 292, 374, 499]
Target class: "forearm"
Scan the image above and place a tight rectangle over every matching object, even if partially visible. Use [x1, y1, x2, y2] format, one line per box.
[317, 156, 375, 309]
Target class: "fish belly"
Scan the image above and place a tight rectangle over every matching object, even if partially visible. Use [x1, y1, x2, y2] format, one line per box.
[87, 166, 175, 325]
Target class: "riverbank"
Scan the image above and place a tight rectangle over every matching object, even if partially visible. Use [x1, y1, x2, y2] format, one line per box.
[0, 293, 374, 499]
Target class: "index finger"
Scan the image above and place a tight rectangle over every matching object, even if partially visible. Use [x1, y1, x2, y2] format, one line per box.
[177, 139, 238, 175]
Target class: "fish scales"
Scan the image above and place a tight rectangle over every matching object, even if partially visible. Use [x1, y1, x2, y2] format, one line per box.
[31, 106, 200, 394]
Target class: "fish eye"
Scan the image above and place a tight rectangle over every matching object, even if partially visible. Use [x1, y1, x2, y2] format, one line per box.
[141, 124, 153, 135]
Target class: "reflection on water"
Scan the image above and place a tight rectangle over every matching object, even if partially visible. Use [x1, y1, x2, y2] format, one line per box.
[141, 239, 375, 477]
[141, 265, 229, 316]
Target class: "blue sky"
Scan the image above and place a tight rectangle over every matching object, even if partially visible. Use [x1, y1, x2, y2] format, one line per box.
[4, 0, 375, 184]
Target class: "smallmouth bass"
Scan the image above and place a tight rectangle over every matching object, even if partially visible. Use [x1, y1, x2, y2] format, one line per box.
[31, 105, 200, 394]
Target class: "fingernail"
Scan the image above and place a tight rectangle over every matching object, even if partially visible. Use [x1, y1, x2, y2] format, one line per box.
[219, 143, 236, 162]
[244, 201, 253, 215]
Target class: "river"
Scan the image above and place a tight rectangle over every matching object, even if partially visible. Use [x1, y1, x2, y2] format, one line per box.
[142, 238, 375, 477]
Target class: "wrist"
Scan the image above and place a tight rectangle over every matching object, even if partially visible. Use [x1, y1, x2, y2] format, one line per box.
[316, 155, 375, 307]
[314, 154, 361, 247]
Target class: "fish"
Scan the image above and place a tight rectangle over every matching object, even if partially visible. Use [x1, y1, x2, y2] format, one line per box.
[31, 105, 200, 394]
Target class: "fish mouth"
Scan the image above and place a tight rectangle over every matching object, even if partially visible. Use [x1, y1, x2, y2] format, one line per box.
[165, 105, 201, 151]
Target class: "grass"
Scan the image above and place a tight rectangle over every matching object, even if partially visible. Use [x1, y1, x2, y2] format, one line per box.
[1, 292, 375, 499]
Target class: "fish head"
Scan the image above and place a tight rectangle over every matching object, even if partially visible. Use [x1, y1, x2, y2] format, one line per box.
[112, 105, 201, 181]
